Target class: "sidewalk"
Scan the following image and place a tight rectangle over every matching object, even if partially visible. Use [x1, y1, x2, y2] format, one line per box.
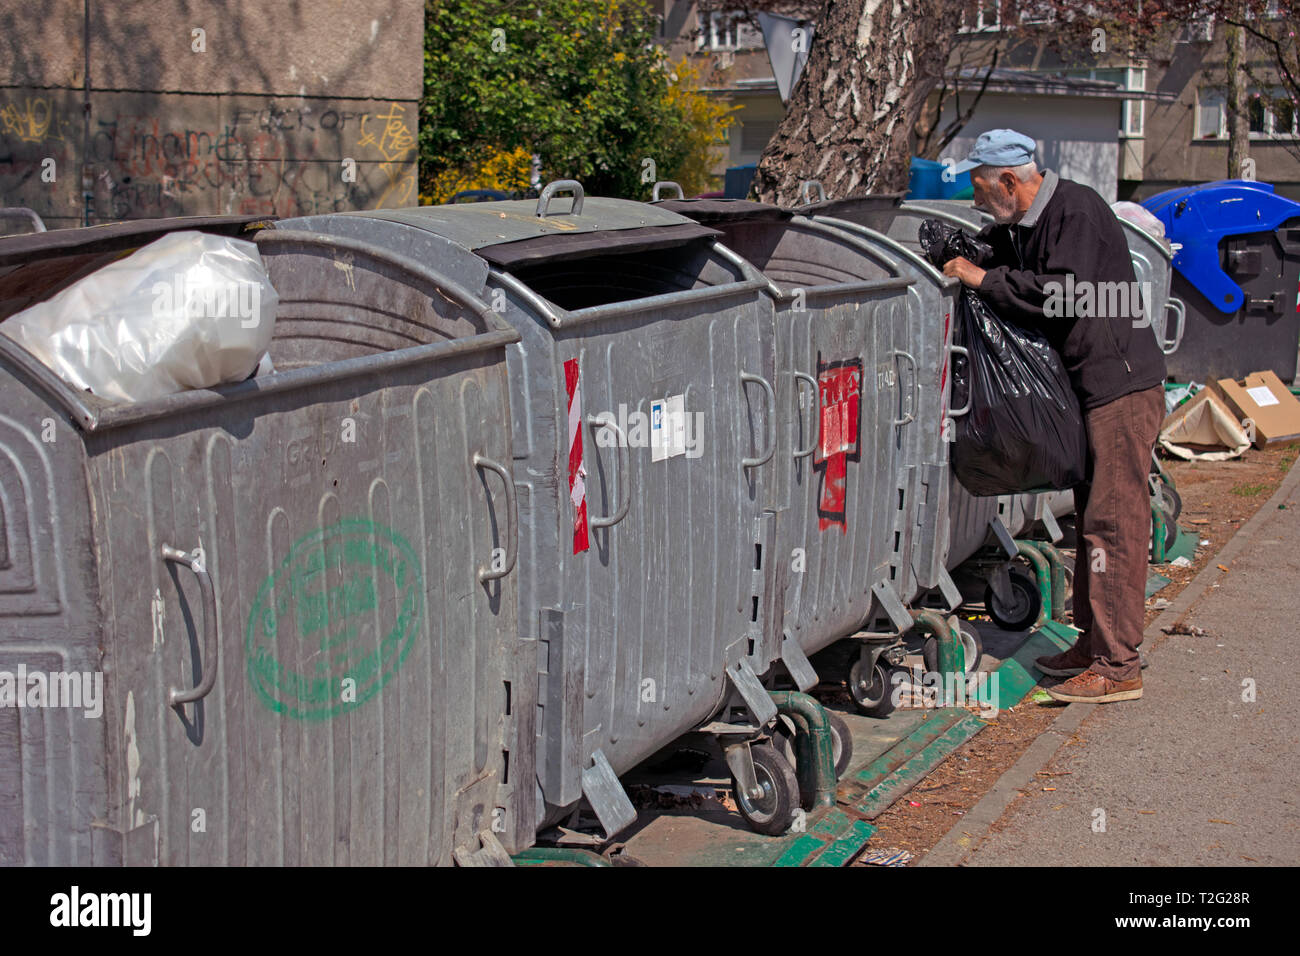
[925, 460, 1300, 866]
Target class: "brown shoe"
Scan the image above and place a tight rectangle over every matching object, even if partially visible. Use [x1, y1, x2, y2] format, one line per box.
[1045, 669, 1142, 703]
[1034, 643, 1094, 678]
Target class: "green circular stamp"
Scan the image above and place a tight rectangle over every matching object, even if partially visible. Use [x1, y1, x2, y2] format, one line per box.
[246, 519, 423, 720]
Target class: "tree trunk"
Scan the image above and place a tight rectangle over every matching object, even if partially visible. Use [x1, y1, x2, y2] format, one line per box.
[752, 0, 964, 204]
[1225, 15, 1250, 179]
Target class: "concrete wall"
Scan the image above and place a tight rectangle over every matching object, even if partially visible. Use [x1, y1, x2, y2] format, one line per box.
[0, 1, 422, 229]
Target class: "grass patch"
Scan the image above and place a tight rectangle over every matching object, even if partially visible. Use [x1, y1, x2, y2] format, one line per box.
[1230, 482, 1271, 497]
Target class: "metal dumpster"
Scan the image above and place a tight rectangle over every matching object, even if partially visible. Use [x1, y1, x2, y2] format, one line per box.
[0, 217, 532, 866]
[910, 199, 1186, 356]
[1144, 179, 1300, 383]
[275, 184, 787, 838]
[651, 196, 961, 672]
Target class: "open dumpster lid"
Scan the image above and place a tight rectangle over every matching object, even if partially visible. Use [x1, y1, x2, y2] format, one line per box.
[653, 198, 792, 223]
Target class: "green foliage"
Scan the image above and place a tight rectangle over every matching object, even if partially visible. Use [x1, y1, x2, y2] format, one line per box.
[420, 0, 731, 201]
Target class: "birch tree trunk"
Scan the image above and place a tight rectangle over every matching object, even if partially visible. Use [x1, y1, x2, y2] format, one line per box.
[752, 0, 964, 204]
[1224, 14, 1250, 179]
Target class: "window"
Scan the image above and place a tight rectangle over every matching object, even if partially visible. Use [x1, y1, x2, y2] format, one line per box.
[697, 10, 761, 51]
[1196, 88, 1226, 139]
[1057, 65, 1146, 137]
[957, 1, 1002, 33]
[1123, 67, 1146, 138]
[1018, 2, 1055, 24]
[1249, 88, 1299, 139]
[740, 120, 777, 154]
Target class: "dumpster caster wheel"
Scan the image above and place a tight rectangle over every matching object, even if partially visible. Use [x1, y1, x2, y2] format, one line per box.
[922, 622, 984, 675]
[849, 657, 897, 719]
[1159, 480, 1182, 522]
[732, 743, 800, 836]
[984, 566, 1042, 631]
[826, 711, 853, 778]
[773, 710, 855, 782]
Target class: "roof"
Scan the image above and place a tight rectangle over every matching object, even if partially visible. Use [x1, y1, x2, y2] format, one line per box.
[947, 67, 1180, 102]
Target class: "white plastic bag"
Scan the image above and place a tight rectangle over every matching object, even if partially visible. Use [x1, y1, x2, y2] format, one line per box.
[0, 230, 277, 404]
[1111, 201, 1166, 240]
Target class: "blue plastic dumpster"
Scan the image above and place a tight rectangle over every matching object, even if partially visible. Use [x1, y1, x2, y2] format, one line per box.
[1144, 179, 1300, 382]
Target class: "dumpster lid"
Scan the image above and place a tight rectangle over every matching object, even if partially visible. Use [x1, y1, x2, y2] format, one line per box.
[791, 193, 906, 218]
[474, 222, 720, 268]
[0, 215, 272, 266]
[319, 197, 713, 256]
[1142, 180, 1300, 314]
[653, 198, 792, 223]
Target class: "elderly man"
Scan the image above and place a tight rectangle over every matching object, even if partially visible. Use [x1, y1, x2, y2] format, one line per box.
[942, 129, 1167, 703]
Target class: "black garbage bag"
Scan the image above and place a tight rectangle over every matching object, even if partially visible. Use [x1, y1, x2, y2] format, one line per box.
[919, 219, 1087, 495]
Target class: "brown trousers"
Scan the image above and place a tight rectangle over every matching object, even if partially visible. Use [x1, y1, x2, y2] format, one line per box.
[1070, 384, 1165, 681]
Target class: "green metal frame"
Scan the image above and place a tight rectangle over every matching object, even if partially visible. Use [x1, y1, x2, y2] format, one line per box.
[769, 691, 837, 810]
[1013, 540, 1053, 629]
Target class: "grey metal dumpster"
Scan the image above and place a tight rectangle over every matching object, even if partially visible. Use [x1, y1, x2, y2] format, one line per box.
[0, 218, 532, 866]
[815, 196, 1186, 358]
[911, 199, 1186, 356]
[652, 197, 962, 676]
[276, 185, 788, 839]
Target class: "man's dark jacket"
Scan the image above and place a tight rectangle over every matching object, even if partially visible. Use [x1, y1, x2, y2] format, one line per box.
[972, 170, 1167, 409]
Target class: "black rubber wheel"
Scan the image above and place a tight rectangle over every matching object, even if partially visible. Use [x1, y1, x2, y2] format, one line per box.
[772, 709, 855, 799]
[923, 621, 984, 675]
[826, 711, 853, 778]
[1159, 479, 1182, 522]
[1061, 554, 1075, 613]
[731, 743, 800, 836]
[984, 566, 1043, 631]
[848, 656, 897, 718]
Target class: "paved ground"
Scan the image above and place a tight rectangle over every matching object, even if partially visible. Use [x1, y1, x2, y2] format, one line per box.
[935, 463, 1300, 866]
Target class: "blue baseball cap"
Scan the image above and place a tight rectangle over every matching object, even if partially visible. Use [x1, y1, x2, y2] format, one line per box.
[952, 129, 1038, 173]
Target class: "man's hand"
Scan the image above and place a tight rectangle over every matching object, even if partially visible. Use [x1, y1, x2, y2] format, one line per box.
[942, 256, 986, 289]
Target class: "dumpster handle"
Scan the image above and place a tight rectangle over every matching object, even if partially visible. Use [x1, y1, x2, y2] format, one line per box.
[1162, 297, 1185, 354]
[947, 344, 971, 418]
[585, 416, 631, 529]
[0, 206, 47, 233]
[890, 349, 919, 427]
[652, 181, 684, 201]
[740, 372, 777, 468]
[536, 180, 585, 217]
[799, 181, 826, 205]
[473, 453, 518, 583]
[160, 545, 219, 708]
[792, 371, 819, 458]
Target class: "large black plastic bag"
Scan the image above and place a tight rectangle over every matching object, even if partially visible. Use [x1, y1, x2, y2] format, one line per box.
[919, 219, 1087, 495]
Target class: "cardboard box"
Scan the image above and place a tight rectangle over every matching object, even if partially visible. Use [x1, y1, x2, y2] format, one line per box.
[1209, 370, 1300, 448]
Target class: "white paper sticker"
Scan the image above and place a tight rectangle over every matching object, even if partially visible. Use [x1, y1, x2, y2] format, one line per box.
[1246, 385, 1280, 407]
[650, 394, 687, 461]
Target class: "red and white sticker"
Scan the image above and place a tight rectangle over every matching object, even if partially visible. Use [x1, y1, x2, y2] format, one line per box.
[564, 358, 589, 554]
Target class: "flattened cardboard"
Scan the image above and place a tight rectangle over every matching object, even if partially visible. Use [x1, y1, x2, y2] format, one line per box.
[1210, 370, 1300, 448]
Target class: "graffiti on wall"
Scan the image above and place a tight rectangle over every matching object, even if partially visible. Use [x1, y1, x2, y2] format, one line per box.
[0, 92, 418, 223]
